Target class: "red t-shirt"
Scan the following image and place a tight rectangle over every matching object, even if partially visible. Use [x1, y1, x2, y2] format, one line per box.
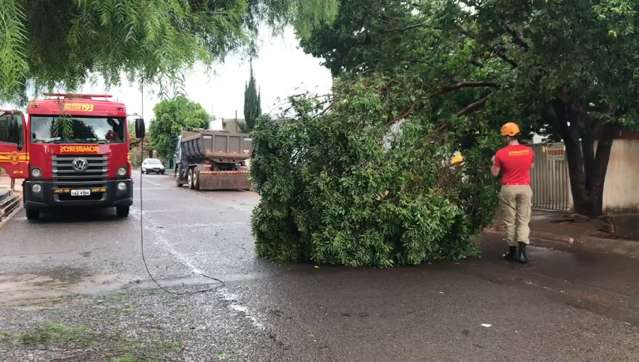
[495, 144, 535, 185]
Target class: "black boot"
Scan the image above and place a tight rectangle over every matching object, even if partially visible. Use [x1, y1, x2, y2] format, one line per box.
[503, 246, 517, 262]
[518, 242, 528, 264]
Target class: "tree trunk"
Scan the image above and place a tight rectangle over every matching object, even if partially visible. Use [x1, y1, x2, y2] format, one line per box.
[550, 100, 614, 217]
[589, 123, 615, 216]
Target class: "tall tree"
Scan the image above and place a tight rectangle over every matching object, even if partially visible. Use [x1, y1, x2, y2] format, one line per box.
[0, 0, 339, 102]
[300, 0, 639, 217]
[244, 63, 262, 130]
[148, 96, 209, 161]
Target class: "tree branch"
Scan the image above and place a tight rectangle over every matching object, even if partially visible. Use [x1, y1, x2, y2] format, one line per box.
[437, 80, 499, 95]
[389, 102, 417, 125]
[455, 94, 492, 116]
[457, 23, 518, 68]
[493, 47, 518, 68]
[388, 22, 427, 32]
[469, 59, 484, 67]
[504, 24, 529, 51]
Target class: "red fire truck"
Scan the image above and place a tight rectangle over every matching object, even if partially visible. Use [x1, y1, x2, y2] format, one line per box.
[0, 93, 145, 220]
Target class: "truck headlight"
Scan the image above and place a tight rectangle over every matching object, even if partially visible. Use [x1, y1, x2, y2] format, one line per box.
[32, 184, 42, 193]
[117, 182, 127, 191]
[117, 167, 127, 177]
[31, 168, 41, 177]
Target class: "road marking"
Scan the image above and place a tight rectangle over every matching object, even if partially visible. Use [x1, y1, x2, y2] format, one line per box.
[131, 206, 203, 274]
[141, 178, 162, 187]
[218, 288, 265, 330]
[152, 221, 248, 229]
[130, 205, 266, 331]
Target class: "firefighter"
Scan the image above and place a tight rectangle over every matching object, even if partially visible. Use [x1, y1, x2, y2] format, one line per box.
[491, 122, 535, 263]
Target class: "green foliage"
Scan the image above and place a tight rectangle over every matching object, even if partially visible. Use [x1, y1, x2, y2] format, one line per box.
[0, 0, 339, 101]
[252, 0, 339, 39]
[149, 96, 209, 160]
[0, 0, 28, 102]
[299, 0, 639, 216]
[301, 0, 639, 134]
[252, 77, 499, 267]
[243, 63, 262, 130]
[51, 117, 74, 140]
[20, 323, 91, 346]
[11, 322, 182, 360]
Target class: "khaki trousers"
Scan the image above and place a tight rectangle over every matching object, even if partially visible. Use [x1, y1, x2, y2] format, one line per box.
[499, 185, 533, 245]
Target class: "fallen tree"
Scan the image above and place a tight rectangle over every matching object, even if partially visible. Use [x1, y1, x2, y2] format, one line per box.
[251, 76, 500, 267]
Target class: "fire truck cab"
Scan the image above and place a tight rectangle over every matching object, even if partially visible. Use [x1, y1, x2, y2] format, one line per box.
[0, 93, 145, 220]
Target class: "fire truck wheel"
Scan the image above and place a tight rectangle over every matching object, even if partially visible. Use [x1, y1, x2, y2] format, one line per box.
[26, 208, 39, 220]
[116, 206, 130, 218]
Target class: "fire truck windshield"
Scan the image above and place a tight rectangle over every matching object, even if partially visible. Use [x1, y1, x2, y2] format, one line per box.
[30, 116, 126, 144]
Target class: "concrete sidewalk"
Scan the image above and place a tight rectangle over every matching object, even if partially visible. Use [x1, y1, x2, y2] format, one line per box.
[484, 210, 639, 259]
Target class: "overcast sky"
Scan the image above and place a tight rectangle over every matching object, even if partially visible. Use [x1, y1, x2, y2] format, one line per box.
[85, 26, 333, 122]
[3, 26, 333, 123]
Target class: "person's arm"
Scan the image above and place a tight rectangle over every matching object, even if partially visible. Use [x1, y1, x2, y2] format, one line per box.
[491, 155, 501, 177]
[530, 148, 535, 169]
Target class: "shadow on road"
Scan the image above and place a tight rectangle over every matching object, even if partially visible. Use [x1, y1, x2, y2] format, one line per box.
[28, 207, 128, 224]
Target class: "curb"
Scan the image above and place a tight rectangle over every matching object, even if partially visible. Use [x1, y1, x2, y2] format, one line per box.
[483, 229, 639, 259]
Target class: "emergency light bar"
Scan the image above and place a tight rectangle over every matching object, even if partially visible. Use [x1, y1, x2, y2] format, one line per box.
[43, 93, 113, 99]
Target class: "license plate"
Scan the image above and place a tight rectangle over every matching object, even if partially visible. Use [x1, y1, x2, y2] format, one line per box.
[70, 189, 91, 197]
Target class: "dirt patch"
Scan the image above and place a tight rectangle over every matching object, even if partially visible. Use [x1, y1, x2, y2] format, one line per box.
[605, 214, 639, 240]
[39, 266, 89, 284]
[0, 269, 132, 309]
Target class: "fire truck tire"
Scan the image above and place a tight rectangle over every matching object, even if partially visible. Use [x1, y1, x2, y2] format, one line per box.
[26, 208, 39, 220]
[116, 206, 130, 218]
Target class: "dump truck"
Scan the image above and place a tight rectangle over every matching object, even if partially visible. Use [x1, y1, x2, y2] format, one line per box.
[174, 130, 252, 190]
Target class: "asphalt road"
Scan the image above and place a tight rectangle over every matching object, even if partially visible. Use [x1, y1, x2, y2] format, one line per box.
[0, 172, 638, 361]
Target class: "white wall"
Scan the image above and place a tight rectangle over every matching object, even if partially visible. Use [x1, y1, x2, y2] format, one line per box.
[603, 139, 639, 213]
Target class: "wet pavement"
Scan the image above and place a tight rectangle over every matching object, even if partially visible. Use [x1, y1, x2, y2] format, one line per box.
[0, 173, 638, 361]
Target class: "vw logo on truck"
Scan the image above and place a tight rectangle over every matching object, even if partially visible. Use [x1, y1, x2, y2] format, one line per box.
[72, 157, 88, 172]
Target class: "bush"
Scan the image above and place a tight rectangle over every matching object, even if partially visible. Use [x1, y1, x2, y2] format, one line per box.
[251, 76, 499, 267]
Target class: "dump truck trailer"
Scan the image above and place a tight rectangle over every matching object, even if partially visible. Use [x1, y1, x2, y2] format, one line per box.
[174, 130, 252, 190]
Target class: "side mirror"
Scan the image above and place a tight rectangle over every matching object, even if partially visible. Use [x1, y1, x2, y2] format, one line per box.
[135, 118, 145, 139]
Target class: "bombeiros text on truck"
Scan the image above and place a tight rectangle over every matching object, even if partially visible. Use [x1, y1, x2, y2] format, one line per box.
[0, 93, 145, 220]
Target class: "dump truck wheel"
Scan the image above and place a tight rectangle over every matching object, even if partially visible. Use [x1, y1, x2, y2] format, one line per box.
[193, 169, 200, 190]
[188, 168, 195, 189]
[175, 167, 184, 187]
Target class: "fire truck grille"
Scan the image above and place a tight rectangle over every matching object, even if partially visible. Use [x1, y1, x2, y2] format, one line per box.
[52, 155, 109, 181]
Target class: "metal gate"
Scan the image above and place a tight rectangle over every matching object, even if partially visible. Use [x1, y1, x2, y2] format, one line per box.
[530, 143, 572, 211]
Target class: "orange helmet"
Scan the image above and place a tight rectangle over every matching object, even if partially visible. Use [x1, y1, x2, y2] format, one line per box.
[500, 122, 520, 137]
[450, 151, 464, 166]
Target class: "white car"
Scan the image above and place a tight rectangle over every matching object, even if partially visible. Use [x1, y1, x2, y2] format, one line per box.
[141, 158, 165, 174]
